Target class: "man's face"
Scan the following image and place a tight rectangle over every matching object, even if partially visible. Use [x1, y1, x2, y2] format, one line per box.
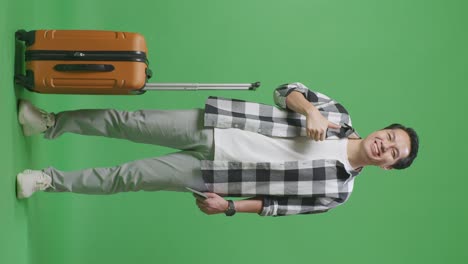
[362, 128, 411, 169]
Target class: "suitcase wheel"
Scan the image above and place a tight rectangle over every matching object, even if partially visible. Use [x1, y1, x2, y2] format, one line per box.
[14, 75, 27, 86]
[15, 30, 36, 46]
[14, 70, 34, 91]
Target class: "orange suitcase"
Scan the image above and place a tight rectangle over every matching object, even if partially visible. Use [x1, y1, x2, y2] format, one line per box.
[15, 29, 152, 95]
[15, 29, 260, 94]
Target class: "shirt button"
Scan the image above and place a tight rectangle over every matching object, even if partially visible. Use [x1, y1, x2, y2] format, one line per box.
[234, 124, 239, 128]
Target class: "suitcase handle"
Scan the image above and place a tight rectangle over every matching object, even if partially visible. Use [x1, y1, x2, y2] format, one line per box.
[54, 64, 115, 72]
[143, 82, 261, 90]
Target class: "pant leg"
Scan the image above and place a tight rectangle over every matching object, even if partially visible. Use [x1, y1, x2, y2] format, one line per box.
[43, 151, 208, 194]
[44, 108, 213, 156]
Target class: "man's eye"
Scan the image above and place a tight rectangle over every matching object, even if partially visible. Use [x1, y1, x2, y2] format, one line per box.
[388, 133, 391, 140]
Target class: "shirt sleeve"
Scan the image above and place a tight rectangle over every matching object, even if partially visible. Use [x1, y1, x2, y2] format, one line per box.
[273, 82, 332, 110]
[273, 82, 353, 130]
[259, 196, 341, 216]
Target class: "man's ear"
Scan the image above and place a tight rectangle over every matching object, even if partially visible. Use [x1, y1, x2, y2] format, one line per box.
[381, 166, 393, 170]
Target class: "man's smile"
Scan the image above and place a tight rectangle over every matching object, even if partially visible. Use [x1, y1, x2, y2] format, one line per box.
[372, 140, 381, 158]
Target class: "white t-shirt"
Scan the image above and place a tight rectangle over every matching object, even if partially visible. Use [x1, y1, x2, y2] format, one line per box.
[214, 128, 354, 172]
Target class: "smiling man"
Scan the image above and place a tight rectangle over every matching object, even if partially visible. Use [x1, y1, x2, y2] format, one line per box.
[349, 125, 414, 170]
[15, 82, 419, 217]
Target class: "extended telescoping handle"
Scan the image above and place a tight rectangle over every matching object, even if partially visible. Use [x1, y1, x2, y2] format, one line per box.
[143, 82, 260, 91]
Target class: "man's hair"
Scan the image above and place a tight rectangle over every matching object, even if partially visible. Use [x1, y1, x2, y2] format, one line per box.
[383, 123, 419, 170]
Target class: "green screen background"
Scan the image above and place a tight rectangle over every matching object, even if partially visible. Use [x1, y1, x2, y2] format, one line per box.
[1, 0, 466, 263]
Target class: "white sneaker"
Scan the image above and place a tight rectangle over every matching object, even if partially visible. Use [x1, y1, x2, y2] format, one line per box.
[16, 169, 55, 199]
[18, 99, 55, 136]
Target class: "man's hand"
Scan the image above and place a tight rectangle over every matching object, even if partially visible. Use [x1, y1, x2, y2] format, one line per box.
[306, 109, 341, 141]
[285, 91, 340, 141]
[194, 192, 228, 215]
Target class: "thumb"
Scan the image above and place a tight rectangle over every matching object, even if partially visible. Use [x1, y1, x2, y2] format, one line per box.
[328, 122, 341, 129]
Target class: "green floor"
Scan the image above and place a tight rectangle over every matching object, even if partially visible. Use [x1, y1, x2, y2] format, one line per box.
[1, 0, 468, 264]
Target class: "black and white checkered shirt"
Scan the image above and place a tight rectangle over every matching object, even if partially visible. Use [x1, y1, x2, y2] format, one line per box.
[201, 83, 361, 216]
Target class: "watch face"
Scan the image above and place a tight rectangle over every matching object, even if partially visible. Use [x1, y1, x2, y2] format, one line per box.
[225, 209, 235, 216]
[225, 200, 236, 216]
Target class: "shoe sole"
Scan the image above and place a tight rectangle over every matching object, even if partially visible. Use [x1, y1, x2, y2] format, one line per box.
[18, 100, 37, 136]
[16, 172, 27, 199]
[18, 100, 27, 125]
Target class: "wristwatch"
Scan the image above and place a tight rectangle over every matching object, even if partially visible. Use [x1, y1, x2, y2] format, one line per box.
[224, 200, 236, 216]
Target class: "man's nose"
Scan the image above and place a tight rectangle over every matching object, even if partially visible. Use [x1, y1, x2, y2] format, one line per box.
[382, 140, 395, 152]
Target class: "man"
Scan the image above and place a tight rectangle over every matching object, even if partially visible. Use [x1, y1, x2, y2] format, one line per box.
[16, 82, 419, 217]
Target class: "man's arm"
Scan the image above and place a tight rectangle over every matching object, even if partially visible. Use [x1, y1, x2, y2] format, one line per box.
[286, 91, 340, 141]
[194, 192, 335, 216]
[194, 193, 263, 215]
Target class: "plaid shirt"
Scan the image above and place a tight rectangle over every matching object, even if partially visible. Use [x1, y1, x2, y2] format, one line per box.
[201, 82, 361, 216]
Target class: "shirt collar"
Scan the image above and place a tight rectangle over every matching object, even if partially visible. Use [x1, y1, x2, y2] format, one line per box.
[341, 123, 361, 139]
